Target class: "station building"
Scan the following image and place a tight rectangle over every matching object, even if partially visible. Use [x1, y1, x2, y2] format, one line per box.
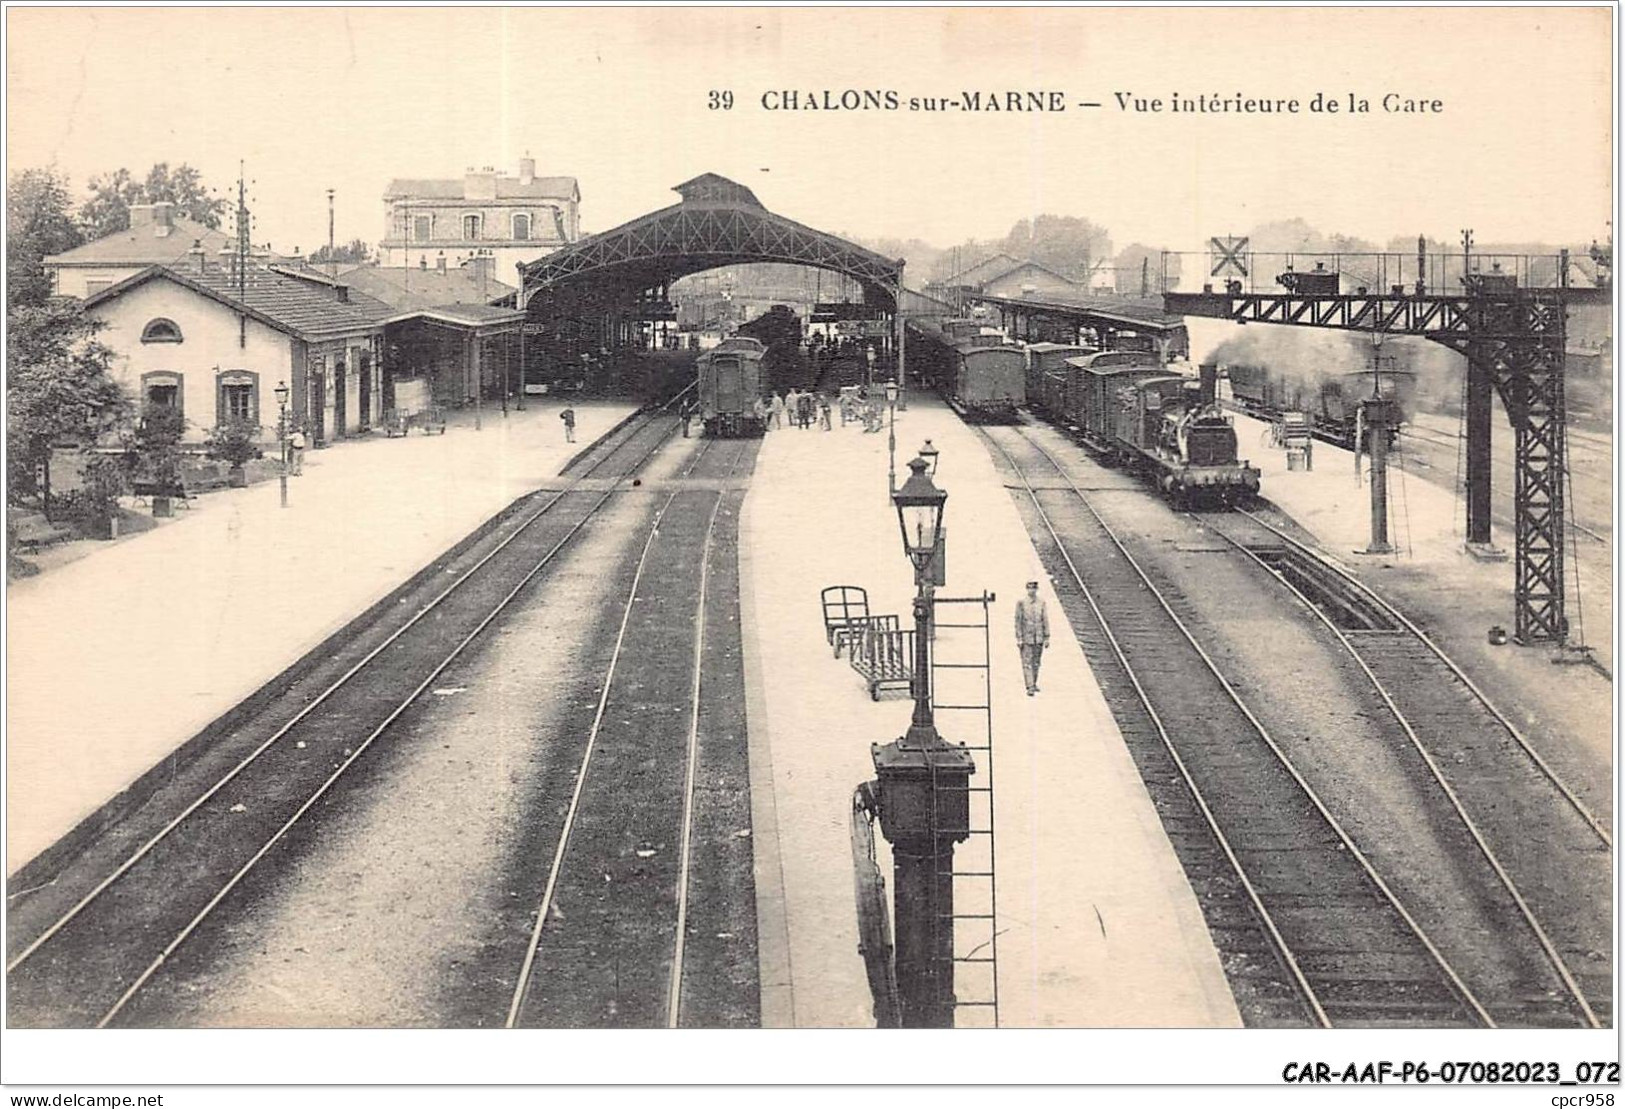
[80, 257, 393, 447]
[378, 159, 580, 285]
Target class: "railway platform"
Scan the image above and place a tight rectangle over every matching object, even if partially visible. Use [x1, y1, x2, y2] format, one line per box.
[5, 401, 637, 876]
[738, 395, 1243, 1028]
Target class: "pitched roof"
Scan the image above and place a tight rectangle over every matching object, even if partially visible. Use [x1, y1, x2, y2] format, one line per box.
[383, 303, 525, 328]
[936, 252, 1022, 286]
[335, 264, 516, 311]
[383, 176, 578, 201]
[82, 264, 393, 340]
[982, 258, 1082, 287]
[43, 215, 244, 267]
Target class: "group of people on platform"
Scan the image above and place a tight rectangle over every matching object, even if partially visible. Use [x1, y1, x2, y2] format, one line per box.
[756, 388, 831, 431]
[754, 382, 900, 434]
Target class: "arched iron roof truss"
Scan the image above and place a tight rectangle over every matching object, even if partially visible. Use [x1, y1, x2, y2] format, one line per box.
[517, 174, 904, 309]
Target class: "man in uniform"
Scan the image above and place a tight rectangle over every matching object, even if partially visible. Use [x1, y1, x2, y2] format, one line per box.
[1014, 579, 1050, 695]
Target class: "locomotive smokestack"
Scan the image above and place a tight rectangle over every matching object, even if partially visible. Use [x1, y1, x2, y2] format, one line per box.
[1198, 363, 1218, 407]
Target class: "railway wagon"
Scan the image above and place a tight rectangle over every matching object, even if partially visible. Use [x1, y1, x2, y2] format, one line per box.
[696, 346, 766, 436]
[1225, 363, 1414, 452]
[1024, 343, 1092, 411]
[1067, 357, 1259, 505]
[906, 320, 1026, 422]
[953, 342, 1026, 421]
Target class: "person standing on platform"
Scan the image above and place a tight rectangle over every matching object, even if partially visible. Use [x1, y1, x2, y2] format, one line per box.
[288, 425, 306, 476]
[770, 392, 785, 429]
[560, 406, 577, 443]
[819, 393, 832, 430]
[1015, 580, 1051, 695]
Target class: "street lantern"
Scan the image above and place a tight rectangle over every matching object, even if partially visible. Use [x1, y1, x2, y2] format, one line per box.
[274, 380, 291, 509]
[893, 456, 946, 579]
[919, 439, 940, 476]
[873, 453, 974, 1028]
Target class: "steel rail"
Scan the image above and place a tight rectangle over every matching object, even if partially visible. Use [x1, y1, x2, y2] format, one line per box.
[94, 416, 684, 1028]
[1197, 512, 1601, 1028]
[1236, 507, 1611, 850]
[666, 442, 749, 1028]
[8, 405, 678, 979]
[505, 435, 744, 1028]
[975, 427, 1329, 1027]
[990, 425, 1496, 1028]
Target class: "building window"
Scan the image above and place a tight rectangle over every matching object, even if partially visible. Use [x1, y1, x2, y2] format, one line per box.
[413, 215, 432, 242]
[513, 213, 531, 241]
[463, 214, 481, 241]
[140, 318, 184, 344]
[217, 370, 259, 426]
[140, 371, 184, 417]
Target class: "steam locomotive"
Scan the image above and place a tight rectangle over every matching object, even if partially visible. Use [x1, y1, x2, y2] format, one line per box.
[1030, 352, 1260, 506]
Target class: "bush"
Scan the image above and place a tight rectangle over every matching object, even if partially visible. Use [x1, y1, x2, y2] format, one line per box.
[204, 418, 263, 469]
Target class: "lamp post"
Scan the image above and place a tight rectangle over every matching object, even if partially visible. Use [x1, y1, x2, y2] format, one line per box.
[886, 379, 899, 495]
[870, 455, 976, 1027]
[274, 380, 291, 508]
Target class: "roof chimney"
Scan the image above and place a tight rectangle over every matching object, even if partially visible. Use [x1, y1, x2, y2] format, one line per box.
[464, 167, 498, 201]
[188, 239, 207, 273]
[129, 203, 156, 232]
[519, 157, 535, 185]
[152, 201, 175, 235]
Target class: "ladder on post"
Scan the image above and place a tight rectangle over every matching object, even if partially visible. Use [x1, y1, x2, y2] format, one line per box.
[929, 590, 1001, 1028]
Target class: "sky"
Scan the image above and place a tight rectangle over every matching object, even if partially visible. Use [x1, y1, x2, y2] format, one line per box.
[6, 6, 1614, 263]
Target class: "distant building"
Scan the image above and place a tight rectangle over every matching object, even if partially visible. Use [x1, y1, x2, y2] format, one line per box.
[979, 260, 1085, 300]
[924, 253, 1085, 304]
[378, 159, 580, 285]
[42, 202, 280, 299]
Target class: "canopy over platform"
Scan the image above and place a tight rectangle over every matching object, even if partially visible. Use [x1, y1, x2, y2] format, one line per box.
[517, 173, 905, 310]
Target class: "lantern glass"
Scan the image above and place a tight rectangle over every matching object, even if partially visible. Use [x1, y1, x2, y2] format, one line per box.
[274, 380, 290, 406]
[892, 455, 947, 571]
[919, 439, 940, 475]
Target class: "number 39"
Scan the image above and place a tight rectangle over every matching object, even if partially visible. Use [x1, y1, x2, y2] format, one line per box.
[708, 90, 734, 110]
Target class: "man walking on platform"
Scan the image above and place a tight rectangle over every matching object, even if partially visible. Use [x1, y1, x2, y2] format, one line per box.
[560, 406, 576, 443]
[1015, 580, 1050, 695]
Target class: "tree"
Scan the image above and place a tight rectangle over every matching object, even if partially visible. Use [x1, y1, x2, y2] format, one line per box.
[307, 238, 374, 266]
[999, 215, 1112, 283]
[80, 162, 226, 240]
[6, 304, 131, 514]
[1113, 244, 1182, 296]
[7, 167, 84, 307]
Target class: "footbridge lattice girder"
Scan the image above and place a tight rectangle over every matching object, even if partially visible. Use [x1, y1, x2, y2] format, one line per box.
[1164, 289, 1574, 644]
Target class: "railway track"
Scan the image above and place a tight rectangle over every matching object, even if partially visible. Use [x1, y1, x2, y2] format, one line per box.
[1396, 423, 1610, 544]
[1202, 507, 1612, 1025]
[979, 423, 1604, 1028]
[6, 405, 688, 1028]
[506, 435, 758, 1028]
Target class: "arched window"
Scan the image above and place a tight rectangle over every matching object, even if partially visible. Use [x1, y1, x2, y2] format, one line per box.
[512, 213, 531, 241]
[141, 318, 184, 343]
[463, 214, 482, 241]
